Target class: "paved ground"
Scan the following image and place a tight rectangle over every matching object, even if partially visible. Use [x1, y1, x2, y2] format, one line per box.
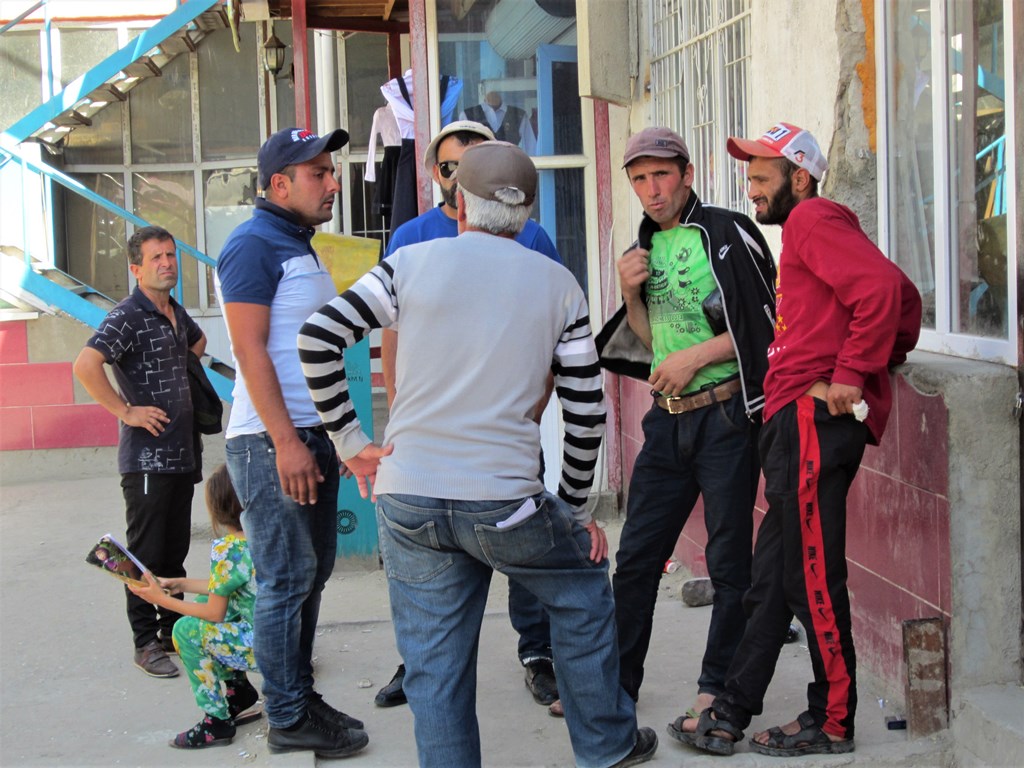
[0, 462, 951, 767]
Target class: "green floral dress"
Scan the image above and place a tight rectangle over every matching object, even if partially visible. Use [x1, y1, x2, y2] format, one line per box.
[171, 534, 257, 719]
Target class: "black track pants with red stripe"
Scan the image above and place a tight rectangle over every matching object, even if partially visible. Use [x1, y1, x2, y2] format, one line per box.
[713, 395, 867, 740]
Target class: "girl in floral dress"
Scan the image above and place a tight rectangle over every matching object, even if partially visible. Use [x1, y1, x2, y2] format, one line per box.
[130, 464, 260, 748]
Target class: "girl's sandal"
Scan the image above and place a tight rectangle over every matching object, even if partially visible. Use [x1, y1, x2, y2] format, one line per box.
[169, 715, 236, 749]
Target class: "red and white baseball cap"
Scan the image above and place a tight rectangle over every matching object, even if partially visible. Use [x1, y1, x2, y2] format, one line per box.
[726, 122, 828, 181]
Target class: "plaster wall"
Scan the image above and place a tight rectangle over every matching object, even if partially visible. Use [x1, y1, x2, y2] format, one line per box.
[747, 0, 842, 255]
[902, 352, 1022, 692]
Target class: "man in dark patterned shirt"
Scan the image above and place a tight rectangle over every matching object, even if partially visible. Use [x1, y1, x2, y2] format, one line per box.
[75, 225, 206, 679]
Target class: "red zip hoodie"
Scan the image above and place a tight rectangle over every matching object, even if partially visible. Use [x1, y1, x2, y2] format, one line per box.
[763, 197, 921, 443]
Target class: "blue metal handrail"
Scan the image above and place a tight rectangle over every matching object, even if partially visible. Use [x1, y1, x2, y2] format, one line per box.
[3, 0, 220, 142]
[0, 141, 233, 402]
[1, 141, 215, 268]
[0, 0, 45, 36]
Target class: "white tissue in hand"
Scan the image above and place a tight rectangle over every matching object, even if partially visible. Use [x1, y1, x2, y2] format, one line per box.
[852, 400, 869, 422]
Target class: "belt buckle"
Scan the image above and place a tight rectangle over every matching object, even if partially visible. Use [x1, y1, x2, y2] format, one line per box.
[665, 396, 687, 415]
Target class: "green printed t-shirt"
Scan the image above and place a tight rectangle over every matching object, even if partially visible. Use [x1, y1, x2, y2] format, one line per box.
[647, 226, 738, 394]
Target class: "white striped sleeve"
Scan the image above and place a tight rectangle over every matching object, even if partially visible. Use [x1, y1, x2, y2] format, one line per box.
[298, 260, 398, 460]
[552, 294, 606, 523]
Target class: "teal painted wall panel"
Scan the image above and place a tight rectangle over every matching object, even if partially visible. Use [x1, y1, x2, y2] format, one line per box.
[335, 338, 377, 559]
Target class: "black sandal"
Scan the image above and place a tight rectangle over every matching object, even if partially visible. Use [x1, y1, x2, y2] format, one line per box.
[227, 674, 263, 726]
[667, 707, 744, 756]
[169, 715, 235, 749]
[749, 711, 855, 757]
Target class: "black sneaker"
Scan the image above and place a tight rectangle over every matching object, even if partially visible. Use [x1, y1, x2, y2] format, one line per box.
[308, 690, 364, 730]
[610, 727, 658, 768]
[267, 710, 369, 758]
[375, 664, 408, 707]
[524, 659, 558, 705]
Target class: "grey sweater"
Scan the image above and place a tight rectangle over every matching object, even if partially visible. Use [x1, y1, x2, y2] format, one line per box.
[298, 231, 606, 522]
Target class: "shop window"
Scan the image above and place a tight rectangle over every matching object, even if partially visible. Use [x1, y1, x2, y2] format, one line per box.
[0, 30, 42, 131]
[199, 26, 260, 161]
[431, 0, 587, 290]
[203, 166, 258, 302]
[544, 167, 587, 288]
[60, 28, 118, 87]
[347, 160, 387, 246]
[64, 102, 125, 165]
[887, 0, 937, 327]
[949, 1, 1008, 339]
[129, 53, 193, 164]
[132, 171, 198, 303]
[435, 0, 580, 157]
[40, 19, 386, 314]
[883, 0, 1014, 360]
[63, 173, 127, 298]
[345, 34, 390, 152]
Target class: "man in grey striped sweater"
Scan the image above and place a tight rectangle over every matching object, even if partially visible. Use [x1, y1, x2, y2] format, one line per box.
[299, 141, 656, 768]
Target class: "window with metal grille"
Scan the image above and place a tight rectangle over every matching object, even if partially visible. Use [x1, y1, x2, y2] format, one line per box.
[648, 0, 751, 210]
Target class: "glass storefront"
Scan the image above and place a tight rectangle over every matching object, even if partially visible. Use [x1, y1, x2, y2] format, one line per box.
[433, 0, 588, 290]
[32, 22, 386, 310]
[886, 0, 1010, 343]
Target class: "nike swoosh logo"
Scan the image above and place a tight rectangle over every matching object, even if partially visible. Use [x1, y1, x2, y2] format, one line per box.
[718, 244, 731, 260]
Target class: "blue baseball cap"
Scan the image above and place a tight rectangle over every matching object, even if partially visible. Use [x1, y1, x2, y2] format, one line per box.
[257, 127, 349, 191]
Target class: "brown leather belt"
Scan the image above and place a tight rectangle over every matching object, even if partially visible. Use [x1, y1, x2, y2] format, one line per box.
[654, 378, 743, 415]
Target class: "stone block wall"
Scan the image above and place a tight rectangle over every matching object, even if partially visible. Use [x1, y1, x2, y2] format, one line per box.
[0, 318, 117, 452]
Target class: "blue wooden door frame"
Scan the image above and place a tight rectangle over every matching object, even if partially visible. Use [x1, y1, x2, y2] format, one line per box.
[535, 44, 578, 243]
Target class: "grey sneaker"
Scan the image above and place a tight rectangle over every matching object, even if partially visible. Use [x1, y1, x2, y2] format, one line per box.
[134, 639, 179, 678]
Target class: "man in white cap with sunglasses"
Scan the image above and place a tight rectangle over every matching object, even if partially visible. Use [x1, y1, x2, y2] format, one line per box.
[669, 122, 921, 759]
[375, 120, 564, 712]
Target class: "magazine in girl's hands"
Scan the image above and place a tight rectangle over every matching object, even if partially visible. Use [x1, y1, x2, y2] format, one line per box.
[85, 534, 148, 587]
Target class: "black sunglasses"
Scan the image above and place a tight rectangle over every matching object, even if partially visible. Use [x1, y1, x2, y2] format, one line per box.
[437, 160, 458, 179]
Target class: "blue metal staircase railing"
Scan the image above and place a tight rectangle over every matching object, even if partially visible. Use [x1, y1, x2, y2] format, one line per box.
[0, 140, 232, 403]
[3, 0, 223, 145]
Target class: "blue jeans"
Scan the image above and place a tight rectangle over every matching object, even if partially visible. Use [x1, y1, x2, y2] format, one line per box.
[378, 492, 638, 768]
[613, 395, 758, 699]
[225, 427, 339, 728]
[508, 578, 552, 664]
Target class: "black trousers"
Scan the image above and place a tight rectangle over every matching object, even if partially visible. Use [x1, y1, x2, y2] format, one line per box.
[613, 396, 758, 700]
[714, 396, 866, 740]
[121, 472, 194, 648]
[388, 138, 419, 239]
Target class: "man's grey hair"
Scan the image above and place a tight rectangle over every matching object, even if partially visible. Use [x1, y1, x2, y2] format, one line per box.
[459, 186, 531, 236]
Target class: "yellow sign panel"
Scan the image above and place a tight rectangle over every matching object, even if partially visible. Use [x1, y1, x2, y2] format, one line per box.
[311, 232, 381, 294]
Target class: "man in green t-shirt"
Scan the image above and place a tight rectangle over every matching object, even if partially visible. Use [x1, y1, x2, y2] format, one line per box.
[609, 127, 777, 723]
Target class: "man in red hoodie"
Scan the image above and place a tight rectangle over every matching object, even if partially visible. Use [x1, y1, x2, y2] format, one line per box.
[668, 122, 921, 758]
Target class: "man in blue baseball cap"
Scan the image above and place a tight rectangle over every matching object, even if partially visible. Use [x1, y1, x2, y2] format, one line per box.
[256, 126, 349, 193]
[216, 127, 369, 759]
